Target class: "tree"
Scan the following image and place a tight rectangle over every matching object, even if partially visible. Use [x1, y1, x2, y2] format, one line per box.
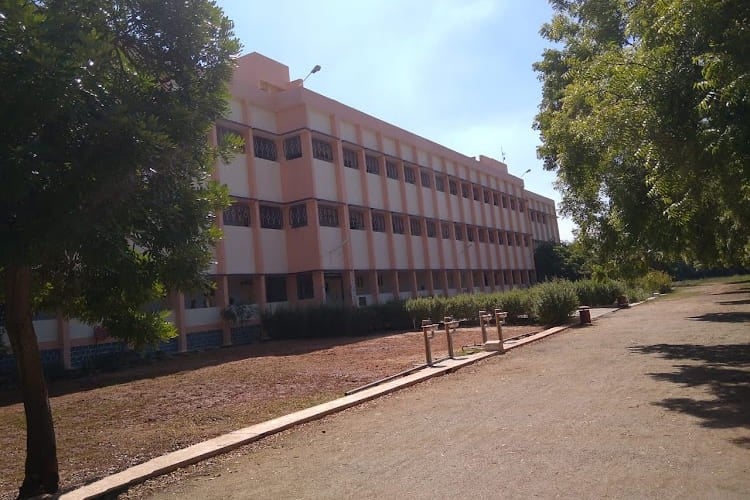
[0, 1, 239, 496]
[534, 0, 750, 268]
[533, 241, 587, 282]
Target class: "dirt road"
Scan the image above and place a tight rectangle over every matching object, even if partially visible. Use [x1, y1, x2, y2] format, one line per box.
[141, 279, 750, 499]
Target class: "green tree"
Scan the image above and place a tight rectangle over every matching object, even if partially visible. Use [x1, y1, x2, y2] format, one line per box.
[0, 1, 239, 496]
[534, 0, 750, 268]
[533, 241, 588, 281]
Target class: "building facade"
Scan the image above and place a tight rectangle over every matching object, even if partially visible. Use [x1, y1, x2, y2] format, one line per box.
[1, 52, 559, 371]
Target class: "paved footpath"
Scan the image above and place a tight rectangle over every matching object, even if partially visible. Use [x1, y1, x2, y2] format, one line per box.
[143, 280, 750, 500]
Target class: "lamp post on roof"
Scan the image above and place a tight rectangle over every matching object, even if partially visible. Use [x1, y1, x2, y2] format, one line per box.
[303, 64, 321, 83]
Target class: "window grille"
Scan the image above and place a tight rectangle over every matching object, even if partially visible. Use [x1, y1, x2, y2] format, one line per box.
[493, 192, 499, 206]
[259, 205, 283, 229]
[403, 165, 416, 184]
[449, 179, 458, 195]
[473, 185, 480, 201]
[253, 135, 277, 161]
[426, 220, 437, 238]
[435, 175, 445, 192]
[223, 203, 250, 227]
[284, 135, 302, 160]
[343, 148, 359, 169]
[216, 126, 245, 153]
[461, 184, 470, 198]
[483, 190, 490, 204]
[318, 205, 339, 227]
[392, 215, 405, 234]
[289, 204, 307, 228]
[467, 226, 475, 242]
[365, 155, 380, 174]
[441, 222, 450, 239]
[312, 138, 334, 162]
[386, 160, 399, 179]
[454, 223, 464, 240]
[420, 170, 432, 188]
[349, 208, 365, 230]
[410, 218, 422, 236]
[372, 212, 386, 232]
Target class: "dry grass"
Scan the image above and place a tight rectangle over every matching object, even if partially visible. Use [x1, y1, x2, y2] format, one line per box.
[0, 324, 538, 498]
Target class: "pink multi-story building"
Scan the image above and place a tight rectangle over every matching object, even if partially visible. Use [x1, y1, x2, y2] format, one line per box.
[2, 52, 559, 371]
[187, 53, 560, 316]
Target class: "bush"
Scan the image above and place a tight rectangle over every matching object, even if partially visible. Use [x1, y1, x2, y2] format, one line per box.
[531, 280, 579, 326]
[497, 289, 532, 323]
[637, 270, 672, 294]
[574, 279, 625, 306]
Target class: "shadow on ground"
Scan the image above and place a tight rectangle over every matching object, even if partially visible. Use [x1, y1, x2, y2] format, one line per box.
[630, 343, 750, 439]
[717, 299, 750, 306]
[712, 287, 750, 296]
[688, 312, 750, 323]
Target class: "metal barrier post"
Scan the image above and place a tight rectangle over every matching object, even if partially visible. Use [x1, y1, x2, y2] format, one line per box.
[444, 316, 456, 359]
[494, 309, 508, 353]
[421, 319, 433, 366]
[479, 310, 488, 344]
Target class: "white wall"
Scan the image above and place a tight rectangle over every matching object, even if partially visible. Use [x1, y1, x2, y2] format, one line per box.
[362, 129, 377, 150]
[382, 136, 396, 156]
[344, 168, 363, 205]
[223, 226, 255, 274]
[34, 319, 58, 343]
[367, 179, 385, 210]
[69, 320, 93, 340]
[249, 105, 277, 132]
[387, 180, 402, 212]
[308, 108, 331, 135]
[313, 159, 338, 201]
[350, 231, 370, 269]
[373, 233, 390, 268]
[260, 229, 288, 274]
[339, 120, 356, 143]
[254, 158, 283, 202]
[392, 234, 409, 269]
[404, 184, 419, 215]
[185, 307, 220, 327]
[218, 154, 249, 198]
[318, 226, 346, 270]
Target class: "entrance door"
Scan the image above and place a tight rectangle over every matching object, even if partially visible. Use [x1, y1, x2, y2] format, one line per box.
[324, 273, 344, 306]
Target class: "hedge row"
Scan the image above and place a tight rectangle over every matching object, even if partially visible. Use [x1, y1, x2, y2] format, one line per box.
[261, 274, 670, 339]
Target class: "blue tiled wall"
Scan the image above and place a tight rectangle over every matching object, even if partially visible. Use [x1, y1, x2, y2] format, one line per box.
[70, 342, 126, 369]
[231, 326, 261, 346]
[159, 338, 179, 354]
[186, 330, 223, 351]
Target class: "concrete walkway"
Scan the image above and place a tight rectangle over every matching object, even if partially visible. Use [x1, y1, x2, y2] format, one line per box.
[60, 307, 620, 499]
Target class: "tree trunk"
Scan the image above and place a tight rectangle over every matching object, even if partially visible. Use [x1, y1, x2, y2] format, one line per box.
[4, 265, 59, 499]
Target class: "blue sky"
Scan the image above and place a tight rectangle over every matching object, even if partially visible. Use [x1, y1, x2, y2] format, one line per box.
[216, 0, 574, 241]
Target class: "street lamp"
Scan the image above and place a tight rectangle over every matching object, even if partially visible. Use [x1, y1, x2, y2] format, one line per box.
[303, 64, 321, 83]
[520, 168, 531, 178]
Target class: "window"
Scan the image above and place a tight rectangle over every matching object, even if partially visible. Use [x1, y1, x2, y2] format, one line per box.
[488, 230, 496, 243]
[386, 160, 399, 179]
[377, 273, 385, 287]
[318, 205, 339, 227]
[473, 185, 480, 201]
[343, 147, 359, 169]
[507, 231, 513, 245]
[259, 205, 283, 229]
[426, 220, 437, 238]
[447, 272, 455, 289]
[392, 215, 405, 234]
[498, 230, 504, 244]
[297, 273, 314, 300]
[355, 275, 365, 293]
[289, 204, 308, 228]
[435, 175, 445, 192]
[515, 232, 522, 246]
[312, 138, 333, 162]
[502, 195, 508, 209]
[252, 135, 277, 161]
[420, 170, 432, 188]
[530, 211, 536, 222]
[493, 192, 499, 206]
[478, 228, 486, 243]
[461, 183, 470, 198]
[542, 213, 548, 225]
[483, 190, 490, 204]
[349, 208, 365, 230]
[519, 200, 525, 212]
[372, 212, 386, 232]
[524, 234, 530, 247]
[216, 126, 245, 153]
[510, 197, 517, 211]
[441, 222, 450, 239]
[454, 223, 464, 240]
[265, 276, 288, 303]
[284, 135, 302, 160]
[410, 218, 422, 236]
[404, 165, 416, 184]
[449, 179, 458, 195]
[467, 226, 475, 242]
[223, 203, 250, 227]
[366, 155, 380, 175]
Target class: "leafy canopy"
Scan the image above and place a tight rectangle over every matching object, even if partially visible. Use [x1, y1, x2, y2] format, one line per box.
[0, 0, 240, 345]
[534, 0, 750, 268]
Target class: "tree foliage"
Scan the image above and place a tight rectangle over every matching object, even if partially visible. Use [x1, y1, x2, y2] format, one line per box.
[0, 0, 239, 496]
[534, 0, 750, 268]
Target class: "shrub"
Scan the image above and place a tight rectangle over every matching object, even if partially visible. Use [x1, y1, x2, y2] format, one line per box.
[637, 270, 673, 294]
[497, 289, 532, 323]
[574, 279, 625, 306]
[531, 280, 579, 326]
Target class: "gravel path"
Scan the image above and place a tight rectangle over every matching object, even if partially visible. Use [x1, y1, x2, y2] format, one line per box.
[141, 279, 750, 499]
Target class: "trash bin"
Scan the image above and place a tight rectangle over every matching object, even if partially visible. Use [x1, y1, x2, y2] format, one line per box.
[578, 306, 592, 325]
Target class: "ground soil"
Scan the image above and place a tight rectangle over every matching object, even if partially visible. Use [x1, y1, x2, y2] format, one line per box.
[0, 318, 537, 499]
[124, 278, 750, 499]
